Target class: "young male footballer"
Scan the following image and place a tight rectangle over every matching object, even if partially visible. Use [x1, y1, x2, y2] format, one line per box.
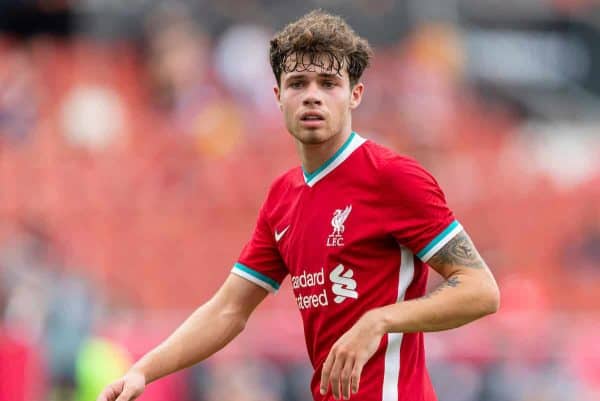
[98, 10, 499, 401]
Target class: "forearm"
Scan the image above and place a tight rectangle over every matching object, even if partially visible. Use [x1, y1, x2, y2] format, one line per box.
[131, 298, 246, 383]
[369, 271, 499, 334]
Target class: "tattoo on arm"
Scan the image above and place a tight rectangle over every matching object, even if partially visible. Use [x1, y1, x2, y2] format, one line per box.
[428, 231, 485, 270]
[446, 276, 460, 287]
[422, 276, 460, 300]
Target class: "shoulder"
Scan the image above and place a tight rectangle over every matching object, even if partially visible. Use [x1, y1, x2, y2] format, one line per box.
[360, 140, 437, 185]
[262, 166, 304, 209]
[270, 166, 304, 192]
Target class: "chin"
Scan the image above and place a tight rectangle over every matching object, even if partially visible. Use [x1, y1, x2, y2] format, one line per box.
[293, 128, 332, 145]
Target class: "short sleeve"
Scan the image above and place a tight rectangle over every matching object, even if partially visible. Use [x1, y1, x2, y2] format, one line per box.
[232, 204, 288, 293]
[381, 156, 462, 263]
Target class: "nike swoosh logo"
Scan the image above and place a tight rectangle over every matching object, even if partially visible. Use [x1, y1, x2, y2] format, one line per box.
[275, 225, 290, 242]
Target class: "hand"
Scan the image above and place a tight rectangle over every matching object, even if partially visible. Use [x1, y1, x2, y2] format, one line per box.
[97, 370, 146, 401]
[320, 311, 385, 400]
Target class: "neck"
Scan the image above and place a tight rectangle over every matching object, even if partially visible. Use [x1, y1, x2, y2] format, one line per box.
[298, 128, 353, 174]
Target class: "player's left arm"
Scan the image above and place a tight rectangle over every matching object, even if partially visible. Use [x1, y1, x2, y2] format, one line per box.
[320, 229, 499, 400]
[375, 228, 500, 332]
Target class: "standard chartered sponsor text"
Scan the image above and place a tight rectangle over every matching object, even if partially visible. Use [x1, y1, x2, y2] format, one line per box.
[292, 268, 329, 310]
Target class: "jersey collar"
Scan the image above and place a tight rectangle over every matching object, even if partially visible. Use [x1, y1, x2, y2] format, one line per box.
[302, 131, 366, 187]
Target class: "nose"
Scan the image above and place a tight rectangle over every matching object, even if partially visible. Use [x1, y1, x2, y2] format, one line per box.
[302, 82, 322, 106]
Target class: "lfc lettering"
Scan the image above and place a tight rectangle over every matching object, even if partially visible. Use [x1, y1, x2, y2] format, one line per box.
[326, 235, 344, 247]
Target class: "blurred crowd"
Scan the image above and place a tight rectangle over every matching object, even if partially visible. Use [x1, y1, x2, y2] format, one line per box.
[0, 2, 599, 401]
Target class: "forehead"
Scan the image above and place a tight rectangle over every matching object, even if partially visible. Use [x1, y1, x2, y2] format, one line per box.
[282, 52, 348, 80]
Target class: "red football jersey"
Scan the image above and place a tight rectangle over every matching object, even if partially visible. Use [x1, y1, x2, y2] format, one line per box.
[232, 132, 462, 401]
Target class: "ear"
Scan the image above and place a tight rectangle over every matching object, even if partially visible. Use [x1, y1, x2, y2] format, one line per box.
[273, 85, 283, 111]
[349, 82, 364, 110]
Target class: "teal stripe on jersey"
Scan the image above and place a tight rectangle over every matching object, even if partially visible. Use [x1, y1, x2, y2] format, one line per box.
[303, 132, 356, 183]
[233, 262, 280, 290]
[417, 220, 461, 260]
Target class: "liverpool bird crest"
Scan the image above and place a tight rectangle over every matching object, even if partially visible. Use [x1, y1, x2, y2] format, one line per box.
[327, 205, 352, 247]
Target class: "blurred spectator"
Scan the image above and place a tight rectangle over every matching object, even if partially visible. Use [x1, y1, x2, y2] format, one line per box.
[394, 23, 465, 148]
[0, 221, 53, 341]
[0, 44, 39, 144]
[143, 4, 248, 158]
[279, 361, 313, 401]
[214, 24, 276, 114]
[44, 271, 96, 401]
[477, 358, 590, 401]
[0, 221, 97, 401]
[428, 361, 482, 401]
[144, 6, 220, 128]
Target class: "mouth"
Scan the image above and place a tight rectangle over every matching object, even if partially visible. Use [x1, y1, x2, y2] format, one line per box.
[300, 110, 325, 120]
[299, 111, 325, 128]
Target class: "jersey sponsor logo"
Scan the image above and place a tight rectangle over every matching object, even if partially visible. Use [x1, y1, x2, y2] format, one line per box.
[291, 264, 358, 310]
[274, 225, 290, 242]
[291, 268, 325, 289]
[292, 268, 329, 310]
[327, 205, 352, 247]
[329, 264, 358, 303]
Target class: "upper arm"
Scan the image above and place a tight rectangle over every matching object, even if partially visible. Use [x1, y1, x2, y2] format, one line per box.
[380, 155, 499, 306]
[427, 229, 498, 289]
[220, 184, 288, 318]
[381, 156, 458, 259]
[232, 192, 288, 293]
[211, 273, 270, 321]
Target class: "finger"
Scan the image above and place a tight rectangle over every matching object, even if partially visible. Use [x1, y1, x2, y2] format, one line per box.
[340, 358, 355, 400]
[97, 388, 110, 401]
[97, 389, 110, 401]
[97, 380, 124, 401]
[329, 354, 345, 400]
[115, 385, 136, 401]
[320, 352, 336, 395]
[351, 358, 365, 395]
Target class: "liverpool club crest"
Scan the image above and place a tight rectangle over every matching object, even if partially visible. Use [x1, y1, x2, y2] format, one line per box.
[327, 205, 352, 247]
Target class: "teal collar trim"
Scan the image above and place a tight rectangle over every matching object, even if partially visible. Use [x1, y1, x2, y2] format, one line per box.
[302, 132, 364, 186]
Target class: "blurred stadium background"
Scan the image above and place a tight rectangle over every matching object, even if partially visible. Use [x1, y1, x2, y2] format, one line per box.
[0, 1, 599, 401]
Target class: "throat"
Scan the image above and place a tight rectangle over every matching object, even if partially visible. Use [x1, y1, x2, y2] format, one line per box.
[299, 130, 354, 175]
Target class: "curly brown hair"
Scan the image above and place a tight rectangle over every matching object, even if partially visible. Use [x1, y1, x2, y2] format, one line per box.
[269, 10, 373, 88]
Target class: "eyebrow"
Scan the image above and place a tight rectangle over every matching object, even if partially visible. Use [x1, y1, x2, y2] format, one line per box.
[284, 72, 342, 81]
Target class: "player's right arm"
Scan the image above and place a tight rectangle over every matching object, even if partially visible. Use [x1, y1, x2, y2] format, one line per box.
[96, 274, 268, 401]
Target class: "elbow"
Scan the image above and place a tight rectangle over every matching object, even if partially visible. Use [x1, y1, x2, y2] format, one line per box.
[480, 281, 501, 316]
[225, 312, 248, 335]
[232, 315, 248, 334]
[219, 308, 249, 335]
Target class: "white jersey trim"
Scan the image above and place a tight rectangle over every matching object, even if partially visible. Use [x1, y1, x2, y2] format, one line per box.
[231, 263, 280, 293]
[382, 246, 415, 401]
[418, 220, 463, 262]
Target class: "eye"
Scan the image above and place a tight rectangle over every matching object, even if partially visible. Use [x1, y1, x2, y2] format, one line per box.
[322, 81, 336, 88]
[289, 81, 304, 89]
